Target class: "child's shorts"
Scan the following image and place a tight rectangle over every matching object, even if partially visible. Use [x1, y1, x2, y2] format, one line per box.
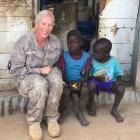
[88, 78, 115, 95]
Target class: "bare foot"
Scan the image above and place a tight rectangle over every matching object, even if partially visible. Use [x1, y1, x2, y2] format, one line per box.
[111, 110, 124, 123]
[58, 112, 69, 124]
[88, 106, 96, 116]
[76, 112, 90, 126]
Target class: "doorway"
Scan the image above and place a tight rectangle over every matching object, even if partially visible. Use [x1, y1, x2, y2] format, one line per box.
[34, 0, 140, 82]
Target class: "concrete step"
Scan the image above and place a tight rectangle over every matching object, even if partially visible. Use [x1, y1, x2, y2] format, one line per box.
[0, 91, 28, 117]
[0, 86, 140, 117]
[95, 86, 140, 105]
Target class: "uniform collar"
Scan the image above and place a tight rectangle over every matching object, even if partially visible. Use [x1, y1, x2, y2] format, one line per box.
[31, 31, 51, 50]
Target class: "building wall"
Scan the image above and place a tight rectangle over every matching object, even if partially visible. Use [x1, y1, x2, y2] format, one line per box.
[98, 0, 139, 81]
[0, 0, 76, 91]
[0, 0, 140, 91]
[132, 5, 140, 91]
[0, 0, 32, 90]
[51, 1, 76, 51]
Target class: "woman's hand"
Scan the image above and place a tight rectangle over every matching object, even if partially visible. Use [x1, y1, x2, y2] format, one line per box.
[40, 66, 52, 75]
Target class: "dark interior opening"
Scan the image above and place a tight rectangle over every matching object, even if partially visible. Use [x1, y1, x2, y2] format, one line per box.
[39, 0, 100, 53]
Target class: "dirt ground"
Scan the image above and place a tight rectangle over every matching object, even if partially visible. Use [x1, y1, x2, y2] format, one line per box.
[0, 103, 140, 140]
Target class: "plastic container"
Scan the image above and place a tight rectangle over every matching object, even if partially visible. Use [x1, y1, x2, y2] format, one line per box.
[77, 21, 96, 35]
[78, 6, 91, 21]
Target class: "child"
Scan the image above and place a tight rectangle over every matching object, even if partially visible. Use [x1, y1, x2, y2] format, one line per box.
[58, 30, 92, 126]
[88, 38, 125, 123]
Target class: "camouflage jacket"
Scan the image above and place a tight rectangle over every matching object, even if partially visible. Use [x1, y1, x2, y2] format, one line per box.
[9, 32, 62, 80]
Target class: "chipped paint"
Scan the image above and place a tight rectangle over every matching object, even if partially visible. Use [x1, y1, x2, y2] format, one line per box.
[99, 19, 136, 28]
[99, 28, 135, 44]
[0, 92, 28, 117]
[0, 0, 32, 7]
[99, 0, 112, 12]
[0, 6, 32, 17]
[106, 0, 112, 5]
[110, 23, 118, 36]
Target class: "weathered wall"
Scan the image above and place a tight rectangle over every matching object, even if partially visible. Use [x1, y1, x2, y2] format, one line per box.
[51, 1, 76, 51]
[132, 5, 140, 91]
[0, 0, 32, 91]
[98, 0, 139, 81]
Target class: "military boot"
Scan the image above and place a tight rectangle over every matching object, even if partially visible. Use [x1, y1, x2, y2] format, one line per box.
[29, 123, 43, 140]
[48, 121, 60, 138]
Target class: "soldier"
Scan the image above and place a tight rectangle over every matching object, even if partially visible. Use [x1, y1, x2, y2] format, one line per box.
[8, 9, 63, 140]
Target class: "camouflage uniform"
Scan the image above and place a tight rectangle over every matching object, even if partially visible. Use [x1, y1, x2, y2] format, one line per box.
[9, 32, 63, 125]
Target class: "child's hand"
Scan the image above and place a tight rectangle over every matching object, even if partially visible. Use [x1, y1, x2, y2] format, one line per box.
[116, 76, 124, 86]
[95, 75, 105, 82]
[69, 81, 81, 91]
[115, 79, 124, 86]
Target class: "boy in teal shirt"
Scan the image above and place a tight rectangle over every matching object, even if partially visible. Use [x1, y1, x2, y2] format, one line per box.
[88, 38, 125, 123]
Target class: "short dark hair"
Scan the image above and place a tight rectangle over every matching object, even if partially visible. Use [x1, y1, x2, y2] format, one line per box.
[67, 29, 82, 40]
[94, 38, 112, 52]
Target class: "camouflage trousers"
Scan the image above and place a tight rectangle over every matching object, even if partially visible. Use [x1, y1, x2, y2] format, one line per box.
[18, 67, 63, 125]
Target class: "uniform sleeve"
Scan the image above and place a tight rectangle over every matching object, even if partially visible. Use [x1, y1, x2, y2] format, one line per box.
[9, 39, 40, 80]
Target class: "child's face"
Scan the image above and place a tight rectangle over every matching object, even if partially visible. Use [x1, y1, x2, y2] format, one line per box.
[67, 35, 82, 54]
[93, 44, 110, 62]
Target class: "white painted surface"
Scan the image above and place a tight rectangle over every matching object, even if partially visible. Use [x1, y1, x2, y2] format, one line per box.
[100, 0, 139, 18]
[99, 0, 139, 80]
[0, 0, 32, 86]
[0, 70, 12, 79]
[121, 64, 131, 73]
[0, 31, 30, 54]
[111, 44, 133, 63]
[99, 19, 136, 28]
[0, 31, 28, 43]
[0, 54, 10, 69]
[0, 17, 32, 32]
[0, 41, 15, 54]
[99, 28, 135, 44]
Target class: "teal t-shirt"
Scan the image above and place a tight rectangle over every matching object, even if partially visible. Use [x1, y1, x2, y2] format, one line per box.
[90, 56, 123, 81]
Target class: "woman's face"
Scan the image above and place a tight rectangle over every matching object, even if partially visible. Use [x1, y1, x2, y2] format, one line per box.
[35, 15, 54, 39]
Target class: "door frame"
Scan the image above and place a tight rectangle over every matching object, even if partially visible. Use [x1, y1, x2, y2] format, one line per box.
[131, 4, 140, 90]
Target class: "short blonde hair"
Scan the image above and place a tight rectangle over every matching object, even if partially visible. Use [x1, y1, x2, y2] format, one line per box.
[35, 8, 55, 25]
